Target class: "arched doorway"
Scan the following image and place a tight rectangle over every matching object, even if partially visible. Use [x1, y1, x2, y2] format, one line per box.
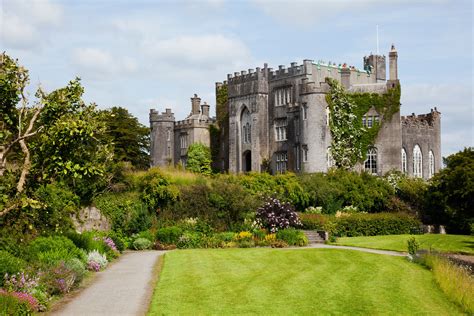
[243, 150, 251, 172]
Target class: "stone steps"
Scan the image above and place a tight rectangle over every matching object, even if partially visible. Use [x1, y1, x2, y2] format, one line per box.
[302, 230, 325, 244]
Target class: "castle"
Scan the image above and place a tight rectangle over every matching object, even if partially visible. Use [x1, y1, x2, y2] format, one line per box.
[150, 45, 441, 180]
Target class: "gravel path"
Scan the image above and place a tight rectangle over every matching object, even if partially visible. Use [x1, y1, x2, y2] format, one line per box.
[51, 251, 165, 316]
[302, 243, 407, 256]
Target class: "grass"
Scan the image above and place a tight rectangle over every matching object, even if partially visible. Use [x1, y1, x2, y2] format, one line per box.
[333, 234, 474, 254]
[148, 248, 463, 315]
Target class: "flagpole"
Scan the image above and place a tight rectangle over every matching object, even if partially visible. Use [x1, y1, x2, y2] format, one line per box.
[376, 25, 379, 55]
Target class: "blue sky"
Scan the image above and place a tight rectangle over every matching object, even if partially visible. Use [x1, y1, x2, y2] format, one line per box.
[1, 0, 472, 157]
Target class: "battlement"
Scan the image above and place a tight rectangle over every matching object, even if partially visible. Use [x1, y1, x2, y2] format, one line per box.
[226, 65, 267, 84]
[150, 108, 175, 122]
[174, 117, 215, 130]
[402, 108, 441, 128]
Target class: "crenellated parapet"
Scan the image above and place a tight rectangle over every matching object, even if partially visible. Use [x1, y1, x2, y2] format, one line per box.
[299, 78, 330, 95]
[402, 108, 441, 129]
[150, 108, 175, 123]
[227, 65, 269, 98]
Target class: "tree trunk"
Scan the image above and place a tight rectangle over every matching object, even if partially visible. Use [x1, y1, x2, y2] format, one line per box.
[17, 139, 30, 193]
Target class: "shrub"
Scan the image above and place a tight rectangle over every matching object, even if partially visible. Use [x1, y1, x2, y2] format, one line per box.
[27, 236, 86, 265]
[39, 262, 76, 295]
[65, 258, 86, 284]
[299, 213, 330, 231]
[256, 198, 302, 233]
[305, 206, 323, 214]
[238, 239, 255, 248]
[214, 232, 236, 243]
[155, 226, 183, 244]
[152, 242, 177, 251]
[107, 231, 126, 252]
[132, 238, 152, 250]
[139, 168, 180, 212]
[333, 212, 421, 237]
[234, 231, 253, 242]
[4, 272, 39, 293]
[270, 240, 288, 248]
[0, 290, 39, 314]
[87, 250, 108, 271]
[0, 251, 26, 287]
[276, 229, 308, 246]
[176, 232, 204, 249]
[407, 237, 420, 256]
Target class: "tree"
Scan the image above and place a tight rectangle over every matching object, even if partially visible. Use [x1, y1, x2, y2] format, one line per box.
[426, 147, 474, 233]
[186, 143, 212, 175]
[100, 107, 150, 169]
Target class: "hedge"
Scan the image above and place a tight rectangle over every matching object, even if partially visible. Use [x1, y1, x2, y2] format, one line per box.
[300, 212, 422, 237]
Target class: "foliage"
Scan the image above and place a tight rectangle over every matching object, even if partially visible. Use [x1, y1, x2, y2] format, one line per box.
[407, 237, 419, 256]
[39, 262, 76, 294]
[139, 168, 180, 212]
[393, 175, 428, 214]
[0, 290, 38, 314]
[0, 251, 26, 287]
[325, 77, 400, 168]
[26, 236, 86, 266]
[87, 250, 108, 271]
[426, 147, 474, 233]
[422, 253, 474, 314]
[176, 232, 205, 249]
[155, 226, 183, 245]
[276, 229, 308, 246]
[132, 237, 152, 250]
[65, 258, 86, 284]
[100, 107, 150, 169]
[333, 212, 421, 237]
[186, 143, 212, 175]
[256, 197, 302, 233]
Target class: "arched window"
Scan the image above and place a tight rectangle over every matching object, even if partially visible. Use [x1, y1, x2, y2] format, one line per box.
[413, 145, 423, 178]
[365, 147, 377, 174]
[241, 107, 251, 144]
[401, 148, 407, 174]
[429, 150, 435, 178]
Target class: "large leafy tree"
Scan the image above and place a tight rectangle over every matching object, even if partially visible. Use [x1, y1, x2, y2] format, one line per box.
[186, 143, 212, 175]
[426, 147, 474, 233]
[0, 52, 113, 216]
[100, 107, 150, 169]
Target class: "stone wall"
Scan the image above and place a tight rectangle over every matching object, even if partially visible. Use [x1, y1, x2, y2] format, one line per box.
[71, 206, 111, 233]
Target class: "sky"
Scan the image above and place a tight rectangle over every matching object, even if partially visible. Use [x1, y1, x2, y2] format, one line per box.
[1, 0, 472, 157]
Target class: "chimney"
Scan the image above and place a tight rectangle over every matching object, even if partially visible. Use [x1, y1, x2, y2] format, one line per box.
[389, 44, 398, 81]
[191, 94, 201, 115]
[341, 67, 351, 89]
[201, 102, 210, 117]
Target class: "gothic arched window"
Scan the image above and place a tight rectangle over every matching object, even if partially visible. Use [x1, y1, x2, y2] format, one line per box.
[401, 148, 407, 174]
[413, 145, 423, 178]
[429, 150, 435, 178]
[241, 107, 252, 145]
[365, 147, 377, 175]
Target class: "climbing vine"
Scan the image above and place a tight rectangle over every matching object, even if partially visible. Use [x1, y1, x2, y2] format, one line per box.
[325, 77, 400, 169]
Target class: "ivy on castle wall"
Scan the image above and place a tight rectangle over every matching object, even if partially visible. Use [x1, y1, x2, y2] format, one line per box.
[325, 77, 401, 169]
[210, 84, 229, 167]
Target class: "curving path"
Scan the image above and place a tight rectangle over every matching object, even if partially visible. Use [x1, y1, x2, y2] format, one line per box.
[51, 250, 165, 316]
[304, 243, 407, 256]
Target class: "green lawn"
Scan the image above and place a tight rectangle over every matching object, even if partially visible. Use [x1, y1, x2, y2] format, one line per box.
[148, 248, 463, 315]
[333, 234, 474, 254]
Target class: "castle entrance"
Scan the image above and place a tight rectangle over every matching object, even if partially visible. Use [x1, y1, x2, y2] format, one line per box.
[243, 150, 251, 172]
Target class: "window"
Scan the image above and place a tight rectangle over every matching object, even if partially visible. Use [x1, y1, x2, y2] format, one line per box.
[275, 119, 287, 141]
[295, 146, 300, 171]
[367, 116, 373, 128]
[429, 150, 435, 178]
[374, 115, 380, 125]
[241, 107, 251, 144]
[294, 117, 300, 137]
[179, 134, 188, 149]
[166, 129, 171, 141]
[327, 147, 334, 168]
[365, 147, 377, 174]
[302, 103, 308, 120]
[401, 148, 407, 174]
[362, 116, 366, 126]
[274, 87, 291, 106]
[302, 145, 308, 162]
[326, 106, 330, 125]
[243, 123, 251, 144]
[275, 152, 288, 173]
[413, 145, 423, 178]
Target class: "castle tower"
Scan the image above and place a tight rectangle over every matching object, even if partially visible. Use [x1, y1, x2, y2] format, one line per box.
[364, 54, 386, 82]
[388, 44, 399, 85]
[149, 108, 175, 167]
[191, 94, 201, 115]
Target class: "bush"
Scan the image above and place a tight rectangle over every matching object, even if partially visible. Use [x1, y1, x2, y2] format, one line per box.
[152, 242, 177, 251]
[65, 258, 86, 284]
[87, 250, 108, 271]
[132, 238, 152, 250]
[276, 229, 308, 246]
[333, 212, 421, 237]
[27, 236, 86, 266]
[256, 198, 302, 232]
[155, 226, 183, 244]
[0, 290, 39, 314]
[407, 237, 420, 256]
[107, 231, 126, 252]
[0, 251, 26, 287]
[139, 168, 180, 212]
[176, 232, 204, 249]
[299, 213, 331, 231]
[270, 240, 288, 248]
[39, 262, 76, 295]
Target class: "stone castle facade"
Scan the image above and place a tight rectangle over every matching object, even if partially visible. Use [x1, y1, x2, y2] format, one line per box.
[150, 45, 441, 180]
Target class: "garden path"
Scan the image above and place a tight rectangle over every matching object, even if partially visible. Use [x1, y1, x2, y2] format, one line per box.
[51, 250, 165, 316]
[303, 244, 406, 256]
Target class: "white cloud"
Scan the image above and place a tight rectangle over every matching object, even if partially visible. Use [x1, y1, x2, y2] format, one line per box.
[72, 48, 138, 78]
[1, 0, 63, 49]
